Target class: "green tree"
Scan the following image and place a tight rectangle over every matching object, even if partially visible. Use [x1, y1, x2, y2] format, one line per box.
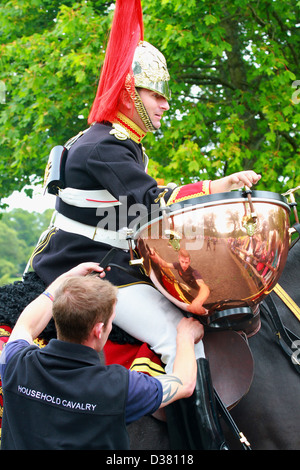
[0, 259, 17, 285]
[144, 0, 300, 192]
[0, 0, 299, 206]
[0, 220, 28, 282]
[2, 208, 53, 247]
[0, 209, 52, 284]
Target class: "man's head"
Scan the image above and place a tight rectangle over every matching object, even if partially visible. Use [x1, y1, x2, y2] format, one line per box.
[178, 249, 191, 272]
[130, 41, 171, 131]
[88, 1, 170, 131]
[52, 275, 118, 349]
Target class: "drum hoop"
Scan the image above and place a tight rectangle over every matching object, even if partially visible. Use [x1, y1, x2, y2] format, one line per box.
[134, 190, 290, 237]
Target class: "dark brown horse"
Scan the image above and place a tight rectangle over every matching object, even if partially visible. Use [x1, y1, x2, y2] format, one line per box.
[226, 235, 300, 450]
[127, 236, 300, 451]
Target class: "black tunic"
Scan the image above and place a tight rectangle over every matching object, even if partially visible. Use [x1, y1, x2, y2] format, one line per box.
[32, 122, 171, 286]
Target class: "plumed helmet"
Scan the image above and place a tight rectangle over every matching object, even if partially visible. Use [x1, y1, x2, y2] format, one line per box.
[88, 0, 170, 129]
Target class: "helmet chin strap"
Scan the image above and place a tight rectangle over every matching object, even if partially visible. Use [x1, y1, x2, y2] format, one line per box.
[134, 89, 157, 132]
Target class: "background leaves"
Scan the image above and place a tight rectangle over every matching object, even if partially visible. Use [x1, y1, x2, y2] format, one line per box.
[0, 208, 52, 284]
[0, 0, 299, 204]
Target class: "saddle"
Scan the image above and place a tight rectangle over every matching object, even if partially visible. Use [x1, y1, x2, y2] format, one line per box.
[202, 306, 261, 409]
[203, 330, 254, 410]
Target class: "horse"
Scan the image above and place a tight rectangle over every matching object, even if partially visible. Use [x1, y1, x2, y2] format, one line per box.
[226, 234, 300, 450]
[126, 234, 300, 451]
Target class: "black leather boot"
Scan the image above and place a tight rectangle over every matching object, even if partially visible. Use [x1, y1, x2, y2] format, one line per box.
[165, 358, 229, 450]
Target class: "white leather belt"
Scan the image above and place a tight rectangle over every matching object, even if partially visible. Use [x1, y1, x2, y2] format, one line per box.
[54, 212, 131, 250]
[58, 187, 121, 208]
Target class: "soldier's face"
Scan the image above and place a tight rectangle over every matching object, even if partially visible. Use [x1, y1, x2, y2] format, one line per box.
[138, 88, 170, 130]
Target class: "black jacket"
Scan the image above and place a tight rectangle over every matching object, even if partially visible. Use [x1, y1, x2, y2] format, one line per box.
[1, 340, 130, 450]
[32, 122, 171, 286]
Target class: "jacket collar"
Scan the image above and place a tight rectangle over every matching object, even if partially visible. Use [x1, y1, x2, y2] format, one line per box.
[41, 339, 101, 366]
[113, 112, 147, 144]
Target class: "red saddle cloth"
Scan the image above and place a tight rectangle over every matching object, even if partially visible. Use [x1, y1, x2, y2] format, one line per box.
[103, 340, 165, 377]
[0, 325, 12, 434]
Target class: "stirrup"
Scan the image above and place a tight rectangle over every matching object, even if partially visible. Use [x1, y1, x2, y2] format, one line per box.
[166, 358, 229, 450]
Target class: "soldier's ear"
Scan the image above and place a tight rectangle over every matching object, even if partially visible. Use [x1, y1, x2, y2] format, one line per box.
[119, 88, 135, 112]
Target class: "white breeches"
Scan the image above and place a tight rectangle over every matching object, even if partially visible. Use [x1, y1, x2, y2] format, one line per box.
[114, 283, 205, 374]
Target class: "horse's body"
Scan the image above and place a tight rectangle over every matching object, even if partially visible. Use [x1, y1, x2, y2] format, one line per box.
[127, 238, 300, 450]
[227, 238, 300, 450]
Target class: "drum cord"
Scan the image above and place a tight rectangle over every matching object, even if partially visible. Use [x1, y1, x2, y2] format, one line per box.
[98, 247, 150, 283]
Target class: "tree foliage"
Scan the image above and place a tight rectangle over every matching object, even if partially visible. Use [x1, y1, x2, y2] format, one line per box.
[0, 208, 52, 284]
[0, 0, 299, 206]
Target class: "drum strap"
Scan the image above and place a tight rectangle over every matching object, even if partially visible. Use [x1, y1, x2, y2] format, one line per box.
[259, 225, 300, 374]
[273, 284, 300, 322]
[260, 296, 300, 374]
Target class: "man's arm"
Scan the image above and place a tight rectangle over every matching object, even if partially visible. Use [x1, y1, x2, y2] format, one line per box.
[187, 279, 210, 315]
[156, 317, 204, 407]
[149, 249, 173, 269]
[8, 262, 106, 345]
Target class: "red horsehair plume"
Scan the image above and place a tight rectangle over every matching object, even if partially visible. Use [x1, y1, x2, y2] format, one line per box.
[88, 0, 144, 124]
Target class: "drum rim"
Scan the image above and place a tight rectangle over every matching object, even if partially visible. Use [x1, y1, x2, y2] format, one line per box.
[134, 189, 290, 237]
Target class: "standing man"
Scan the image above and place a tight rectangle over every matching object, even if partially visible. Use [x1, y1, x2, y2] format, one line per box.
[150, 248, 210, 315]
[0, 262, 204, 450]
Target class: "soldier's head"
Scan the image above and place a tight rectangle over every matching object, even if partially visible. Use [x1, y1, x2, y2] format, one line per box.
[88, 0, 170, 132]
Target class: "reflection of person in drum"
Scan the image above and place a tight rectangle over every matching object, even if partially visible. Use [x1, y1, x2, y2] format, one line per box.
[30, 0, 260, 449]
[150, 249, 210, 315]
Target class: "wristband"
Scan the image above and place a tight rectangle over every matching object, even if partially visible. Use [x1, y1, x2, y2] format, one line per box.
[42, 291, 54, 302]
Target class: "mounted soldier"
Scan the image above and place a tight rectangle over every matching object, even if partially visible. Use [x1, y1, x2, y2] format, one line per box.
[5, 0, 290, 451]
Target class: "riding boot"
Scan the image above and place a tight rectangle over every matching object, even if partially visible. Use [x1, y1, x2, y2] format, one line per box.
[165, 357, 229, 450]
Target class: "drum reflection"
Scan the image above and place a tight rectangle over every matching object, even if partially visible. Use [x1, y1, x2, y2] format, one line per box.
[135, 190, 290, 319]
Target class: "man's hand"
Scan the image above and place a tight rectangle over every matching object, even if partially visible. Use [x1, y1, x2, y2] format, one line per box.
[59, 262, 108, 280]
[176, 317, 204, 344]
[187, 299, 207, 315]
[50, 262, 110, 291]
[211, 170, 261, 193]
[8, 262, 109, 345]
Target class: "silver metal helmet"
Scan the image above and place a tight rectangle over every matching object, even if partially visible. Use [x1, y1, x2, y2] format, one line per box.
[127, 41, 171, 132]
[132, 41, 171, 101]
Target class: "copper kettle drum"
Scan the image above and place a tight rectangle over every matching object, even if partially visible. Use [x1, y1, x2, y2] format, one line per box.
[134, 190, 291, 324]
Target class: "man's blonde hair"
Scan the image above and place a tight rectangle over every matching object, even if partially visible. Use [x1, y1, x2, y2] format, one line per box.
[178, 249, 190, 259]
[52, 275, 118, 343]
